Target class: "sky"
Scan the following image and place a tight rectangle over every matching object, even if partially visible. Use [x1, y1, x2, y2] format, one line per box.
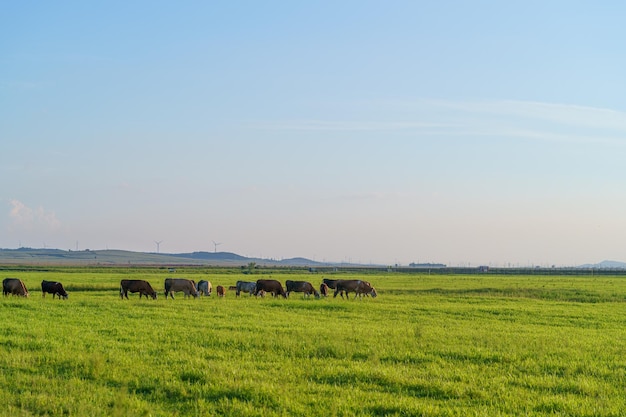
[2, 1, 626, 267]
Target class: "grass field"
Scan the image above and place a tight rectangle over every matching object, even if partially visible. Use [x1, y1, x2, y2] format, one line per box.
[1, 267, 626, 416]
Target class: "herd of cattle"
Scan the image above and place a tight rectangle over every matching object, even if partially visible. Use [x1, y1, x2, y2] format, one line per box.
[3, 277, 378, 300]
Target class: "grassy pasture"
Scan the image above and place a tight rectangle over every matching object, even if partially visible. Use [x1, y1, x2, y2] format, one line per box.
[1, 268, 626, 416]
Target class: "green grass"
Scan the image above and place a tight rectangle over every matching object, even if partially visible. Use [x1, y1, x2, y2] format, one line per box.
[2, 268, 626, 416]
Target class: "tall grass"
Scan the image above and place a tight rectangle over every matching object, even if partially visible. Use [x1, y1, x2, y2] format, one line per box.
[1, 268, 626, 416]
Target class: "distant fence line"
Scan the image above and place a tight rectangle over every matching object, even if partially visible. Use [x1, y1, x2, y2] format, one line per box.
[306, 266, 626, 276]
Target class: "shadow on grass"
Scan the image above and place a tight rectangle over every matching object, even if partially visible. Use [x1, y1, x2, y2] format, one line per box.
[312, 371, 458, 400]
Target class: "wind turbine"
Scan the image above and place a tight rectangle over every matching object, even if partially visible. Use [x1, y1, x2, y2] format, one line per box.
[154, 240, 163, 254]
[212, 241, 222, 253]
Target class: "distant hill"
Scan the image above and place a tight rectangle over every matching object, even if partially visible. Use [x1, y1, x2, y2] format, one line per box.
[0, 248, 326, 267]
[165, 251, 250, 262]
[578, 260, 626, 269]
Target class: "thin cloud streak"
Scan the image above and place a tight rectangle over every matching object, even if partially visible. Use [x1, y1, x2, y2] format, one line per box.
[256, 99, 626, 146]
[252, 120, 447, 132]
[440, 99, 626, 130]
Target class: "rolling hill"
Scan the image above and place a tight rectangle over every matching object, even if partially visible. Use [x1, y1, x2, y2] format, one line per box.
[0, 248, 325, 267]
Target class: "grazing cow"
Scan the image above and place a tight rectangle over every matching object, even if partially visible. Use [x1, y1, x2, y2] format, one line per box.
[120, 280, 157, 300]
[286, 280, 320, 298]
[235, 280, 257, 297]
[41, 280, 68, 299]
[334, 280, 377, 299]
[319, 282, 329, 297]
[196, 280, 212, 296]
[255, 279, 287, 298]
[228, 285, 237, 291]
[216, 285, 225, 297]
[3, 278, 29, 297]
[322, 278, 345, 298]
[164, 278, 198, 299]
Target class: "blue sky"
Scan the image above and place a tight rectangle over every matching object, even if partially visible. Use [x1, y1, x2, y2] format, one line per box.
[3, 1, 626, 266]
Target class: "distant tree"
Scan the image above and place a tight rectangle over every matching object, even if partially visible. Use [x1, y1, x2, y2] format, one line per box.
[242, 262, 257, 274]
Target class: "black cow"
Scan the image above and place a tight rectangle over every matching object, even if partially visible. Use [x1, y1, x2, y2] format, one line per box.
[255, 279, 287, 298]
[3, 278, 29, 297]
[285, 280, 320, 298]
[41, 280, 68, 299]
[334, 279, 377, 299]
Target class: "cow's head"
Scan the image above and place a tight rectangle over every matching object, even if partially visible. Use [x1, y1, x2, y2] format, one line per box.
[370, 287, 377, 298]
[151, 292, 157, 300]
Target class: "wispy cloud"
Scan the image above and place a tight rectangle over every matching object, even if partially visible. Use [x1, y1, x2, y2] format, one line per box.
[254, 99, 626, 146]
[8, 200, 61, 232]
[432, 99, 626, 131]
[252, 120, 445, 132]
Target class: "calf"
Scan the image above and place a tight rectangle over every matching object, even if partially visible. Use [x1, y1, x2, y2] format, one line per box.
[120, 279, 157, 300]
[216, 285, 225, 297]
[319, 282, 329, 297]
[41, 280, 68, 299]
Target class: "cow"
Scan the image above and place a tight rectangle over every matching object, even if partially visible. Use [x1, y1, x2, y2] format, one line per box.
[333, 279, 377, 299]
[255, 279, 287, 298]
[196, 280, 212, 296]
[216, 285, 225, 297]
[319, 282, 329, 297]
[164, 278, 198, 299]
[235, 280, 257, 297]
[120, 280, 157, 300]
[285, 280, 320, 298]
[326, 278, 372, 299]
[41, 280, 68, 299]
[322, 278, 345, 298]
[3, 278, 29, 297]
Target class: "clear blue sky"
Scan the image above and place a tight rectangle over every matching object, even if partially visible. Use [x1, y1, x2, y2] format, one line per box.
[3, 1, 626, 266]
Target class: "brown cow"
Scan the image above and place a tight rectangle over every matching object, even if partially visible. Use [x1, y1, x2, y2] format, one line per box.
[120, 280, 157, 300]
[286, 280, 320, 298]
[164, 278, 198, 299]
[333, 279, 377, 299]
[216, 285, 225, 297]
[41, 280, 68, 299]
[255, 279, 287, 298]
[3, 278, 29, 297]
[319, 282, 329, 297]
